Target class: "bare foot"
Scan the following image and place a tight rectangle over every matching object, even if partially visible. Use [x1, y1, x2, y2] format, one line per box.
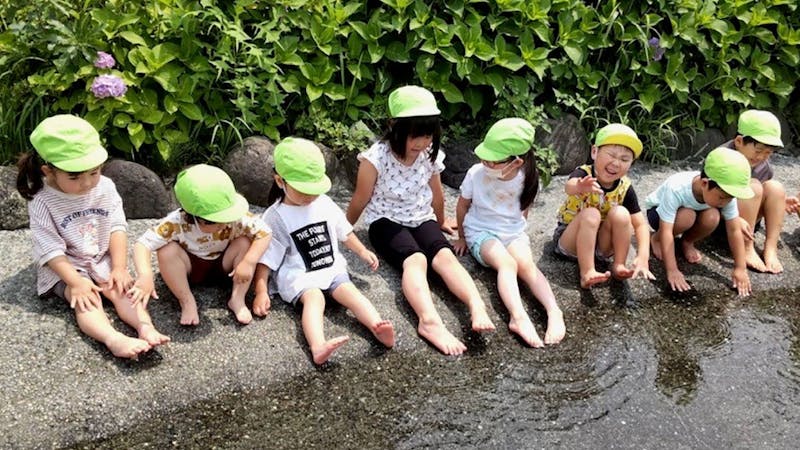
[138, 322, 170, 346]
[179, 299, 200, 326]
[509, 317, 544, 348]
[105, 333, 151, 359]
[371, 320, 395, 348]
[418, 320, 466, 356]
[680, 240, 703, 264]
[544, 309, 566, 345]
[468, 300, 496, 333]
[744, 247, 767, 272]
[311, 335, 349, 365]
[228, 298, 253, 325]
[651, 234, 663, 260]
[763, 251, 783, 274]
[580, 269, 611, 289]
[611, 263, 634, 280]
[252, 292, 271, 317]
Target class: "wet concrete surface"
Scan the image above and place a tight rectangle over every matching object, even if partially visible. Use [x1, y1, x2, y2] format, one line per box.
[2, 157, 800, 448]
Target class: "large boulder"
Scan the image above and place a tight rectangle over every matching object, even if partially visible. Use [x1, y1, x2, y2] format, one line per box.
[675, 128, 726, 161]
[102, 159, 175, 219]
[441, 139, 480, 189]
[223, 136, 275, 207]
[0, 166, 29, 230]
[535, 114, 591, 175]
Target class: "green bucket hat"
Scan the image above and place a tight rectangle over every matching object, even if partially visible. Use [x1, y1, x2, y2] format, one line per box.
[474, 118, 535, 162]
[30, 115, 108, 172]
[388, 86, 441, 118]
[737, 109, 783, 147]
[174, 164, 249, 223]
[274, 137, 331, 195]
[704, 147, 755, 199]
[594, 123, 643, 158]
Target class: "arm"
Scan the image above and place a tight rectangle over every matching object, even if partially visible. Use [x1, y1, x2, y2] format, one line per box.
[47, 256, 102, 312]
[725, 218, 752, 296]
[429, 173, 455, 235]
[453, 196, 471, 256]
[565, 174, 602, 196]
[346, 159, 378, 225]
[343, 232, 379, 271]
[129, 242, 158, 307]
[252, 263, 271, 316]
[106, 230, 133, 295]
[630, 212, 655, 280]
[658, 221, 690, 291]
[231, 233, 272, 285]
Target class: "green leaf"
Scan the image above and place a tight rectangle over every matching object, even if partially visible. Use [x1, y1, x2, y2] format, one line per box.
[439, 83, 464, 103]
[112, 113, 132, 128]
[639, 85, 661, 112]
[563, 43, 586, 65]
[306, 84, 323, 102]
[151, 63, 183, 93]
[157, 140, 172, 162]
[119, 31, 147, 46]
[85, 109, 112, 130]
[463, 87, 483, 117]
[178, 103, 203, 121]
[127, 122, 146, 150]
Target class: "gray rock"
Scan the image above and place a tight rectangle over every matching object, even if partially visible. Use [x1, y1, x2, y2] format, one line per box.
[535, 114, 591, 175]
[223, 136, 275, 207]
[674, 128, 726, 161]
[0, 166, 29, 230]
[441, 139, 480, 189]
[102, 159, 175, 219]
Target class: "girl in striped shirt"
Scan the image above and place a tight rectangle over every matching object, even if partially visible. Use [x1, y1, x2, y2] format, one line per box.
[16, 115, 169, 359]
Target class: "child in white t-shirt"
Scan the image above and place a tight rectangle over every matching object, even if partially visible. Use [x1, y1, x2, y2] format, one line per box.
[252, 138, 394, 365]
[16, 115, 169, 359]
[454, 118, 565, 347]
[132, 164, 271, 325]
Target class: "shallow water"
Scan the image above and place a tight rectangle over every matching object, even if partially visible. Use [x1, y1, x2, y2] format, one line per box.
[82, 288, 800, 449]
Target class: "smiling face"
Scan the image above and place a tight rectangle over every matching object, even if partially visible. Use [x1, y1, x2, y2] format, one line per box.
[43, 164, 102, 195]
[590, 144, 634, 186]
[734, 136, 776, 168]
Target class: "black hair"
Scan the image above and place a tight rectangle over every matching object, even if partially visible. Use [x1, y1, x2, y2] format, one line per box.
[266, 173, 285, 206]
[698, 168, 720, 191]
[382, 115, 442, 163]
[16, 152, 46, 200]
[741, 136, 758, 146]
[518, 149, 539, 211]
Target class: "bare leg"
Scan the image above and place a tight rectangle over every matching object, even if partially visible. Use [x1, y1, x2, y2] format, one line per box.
[431, 248, 495, 333]
[157, 242, 199, 325]
[738, 180, 767, 271]
[651, 232, 663, 260]
[331, 282, 395, 348]
[760, 180, 786, 273]
[105, 288, 170, 346]
[480, 239, 542, 348]
[680, 208, 718, 264]
[559, 208, 610, 288]
[599, 206, 634, 280]
[66, 286, 151, 358]
[402, 253, 466, 356]
[299, 289, 349, 365]
[507, 240, 565, 345]
[222, 237, 254, 324]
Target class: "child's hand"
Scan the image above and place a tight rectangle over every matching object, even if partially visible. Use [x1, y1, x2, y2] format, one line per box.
[360, 250, 379, 271]
[631, 256, 656, 280]
[452, 238, 468, 256]
[732, 267, 752, 297]
[69, 278, 103, 313]
[106, 267, 134, 295]
[127, 274, 158, 308]
[230, 260, 256, 285]
[440, 217, 458, 235]
[738, 217, 754, 242]
[253, 290, 271, 317]
[666, 268, 691, 292]
[786, 195, 800, 214]
[576, 175, 603, 195]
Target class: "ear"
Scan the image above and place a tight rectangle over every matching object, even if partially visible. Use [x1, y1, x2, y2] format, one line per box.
[733, 135, 744, 150]
[41, 165, 55, 178]
[590, 145, 599, 161]
[273, 174, 284, 189]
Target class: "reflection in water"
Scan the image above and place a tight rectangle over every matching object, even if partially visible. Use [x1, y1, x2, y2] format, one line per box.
[86, 289, 800, 449]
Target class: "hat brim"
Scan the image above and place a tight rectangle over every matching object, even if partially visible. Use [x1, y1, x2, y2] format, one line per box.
[597, 135, 643, 158]
[200, 193, 249, 223]
[51, 145, 108, 172]
[474, 143, 508, 162]
[392, 106, 442, 118]
[719, 183, 755, 200]
[287, 175, 332, 196]
[751, 134, 784, 148]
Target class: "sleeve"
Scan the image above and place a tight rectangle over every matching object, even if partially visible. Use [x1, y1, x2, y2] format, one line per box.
[356, 142, 383, 175]
[621, 186, 641, 214]
[654, 190, 681, 224]
[568, 167, 589, 179]
[329, 199, 354, 241]
[258, 207, 288, 270]
[721, 199, 739, 221]
[237, 212, 272, 240]
[433, 148, 446, 173]
[137, 210, 181, 251]
[460, 165, 476, 200]
[28, 200, 66, 267]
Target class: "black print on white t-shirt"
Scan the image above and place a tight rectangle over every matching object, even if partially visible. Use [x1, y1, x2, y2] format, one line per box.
[291, 221, 334, 272]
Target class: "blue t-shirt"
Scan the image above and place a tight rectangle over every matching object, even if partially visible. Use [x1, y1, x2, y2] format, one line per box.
[644, 171, 738, 224]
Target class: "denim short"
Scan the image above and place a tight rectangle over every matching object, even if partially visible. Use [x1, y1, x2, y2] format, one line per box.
[468, 231, 530, 267]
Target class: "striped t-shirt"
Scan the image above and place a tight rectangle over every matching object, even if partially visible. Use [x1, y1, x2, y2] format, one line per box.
[28, 176, 127, 295]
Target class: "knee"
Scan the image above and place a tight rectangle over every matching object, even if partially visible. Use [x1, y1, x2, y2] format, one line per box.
[763, 179, 785, 199]
[607, 206, 631, 226]
[301, 289, 325, 308]
[228, 236, 252, 254]
[496, 256, 518, 274]
[157, 242, 184, 264]
[698, 208, 720, 227]
[750, 179, 764, 200]
[402, 252, 428, 272]
[431, 247, 458, 270]
[576, 207, 602, 228]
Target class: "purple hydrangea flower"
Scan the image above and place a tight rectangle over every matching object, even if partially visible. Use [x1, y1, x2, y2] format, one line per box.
[648, 37, 660, 47]
[91, 74, 127, 98]
[94, 51, 116, 69]
[648, 36, 665, 61]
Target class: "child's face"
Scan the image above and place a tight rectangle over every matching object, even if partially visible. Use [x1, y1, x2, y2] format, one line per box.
[404, 134, 433, 159]
[734, 136, 775, 167]
[591, 144, 634, 185]
[701, 180, 734, 208]
[276, 176, 319, 206]
[43, 164, 102, 195]
[194, 217, 227, 233]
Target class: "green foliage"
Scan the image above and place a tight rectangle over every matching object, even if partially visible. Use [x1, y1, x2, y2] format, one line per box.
[1, 0, 798, 175]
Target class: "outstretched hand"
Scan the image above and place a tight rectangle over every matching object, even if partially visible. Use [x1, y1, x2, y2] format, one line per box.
[576, 175, 603, 195]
